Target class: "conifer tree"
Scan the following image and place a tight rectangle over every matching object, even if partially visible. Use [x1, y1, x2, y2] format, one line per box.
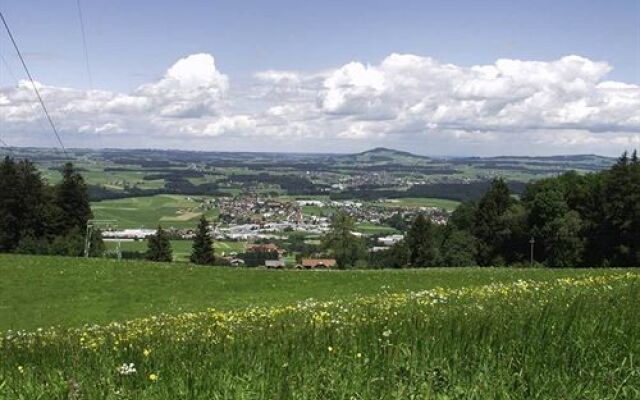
[0, 157, 20, 250]
[146, 225, 173, 262]
[55, 163, 92, 235]
[190, 216, 215, 265]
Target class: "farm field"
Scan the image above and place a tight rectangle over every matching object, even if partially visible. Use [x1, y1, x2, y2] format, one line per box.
[91, 195, 219, 229]
[0, 257, 637, 399]
[105, 239, 246, 261]
[378, 197, 461, 211]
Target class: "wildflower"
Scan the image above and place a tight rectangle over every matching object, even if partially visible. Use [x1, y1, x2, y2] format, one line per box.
[328, 346, 334, 352]
[382, 329, 392, 337]
[17, 365, 24, 374]
[143, 348, 151, 357]
[117, 363, 137, 376]
[356, 353, 362, 358]
[149, 373, 159, 382]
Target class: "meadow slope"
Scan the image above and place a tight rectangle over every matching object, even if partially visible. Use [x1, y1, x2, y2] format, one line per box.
[0, 254, 625, 331]
[1, 269, 638, 399]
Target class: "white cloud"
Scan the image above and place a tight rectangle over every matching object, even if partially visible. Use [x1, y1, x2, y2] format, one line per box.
[0, 52, 638, 154]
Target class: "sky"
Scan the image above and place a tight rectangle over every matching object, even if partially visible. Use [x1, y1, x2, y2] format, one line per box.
[0, 0, 639, 156]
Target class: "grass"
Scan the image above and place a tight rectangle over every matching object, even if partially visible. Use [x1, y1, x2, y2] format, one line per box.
[91, 195, 219, 229]
[105, 240, 246, 261]
[378, 197, 461, 211]
[1, 263, 637, 399]
[0, 254, 617, 332]
[355, 222, 399, 235]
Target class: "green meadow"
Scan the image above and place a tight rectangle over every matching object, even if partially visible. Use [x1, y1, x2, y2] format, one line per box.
[91, 195, 219, 229]
[0, 255, 637, 399]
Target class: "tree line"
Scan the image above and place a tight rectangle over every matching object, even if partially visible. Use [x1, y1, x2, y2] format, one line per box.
[0, 157, 101, 256]
[368, 151, 640, 268]
[145, 216, 216, 265]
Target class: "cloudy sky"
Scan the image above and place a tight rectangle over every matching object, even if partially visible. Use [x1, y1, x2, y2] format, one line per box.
[1, 0, 639, 156]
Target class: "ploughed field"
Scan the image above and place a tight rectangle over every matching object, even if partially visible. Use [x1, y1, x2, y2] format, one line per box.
[0, 255, 638, 399]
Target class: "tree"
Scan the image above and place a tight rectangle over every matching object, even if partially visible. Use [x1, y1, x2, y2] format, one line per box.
[368, 240, 410, 269]
[87, 228, 105, 258]
[322, 211, 366, 268]
[544, 211, 585, 267]
[146, 225, 173, 262]
[55, 163, 92, 235]
[602, 151, 640, 266]
[190, 216, 215, 265]
[405, 214, 439, 267]
[439, 227, 476, 267]
[15, 159, 48, 239]
[474, 178, 513, 266]
[448, 201, 477, 232]
[0, 157, 20, 251]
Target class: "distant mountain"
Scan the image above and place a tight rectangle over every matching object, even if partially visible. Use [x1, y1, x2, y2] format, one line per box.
[334, 147, 431, 165]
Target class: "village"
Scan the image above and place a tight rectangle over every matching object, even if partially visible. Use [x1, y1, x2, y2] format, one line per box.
[101, 194, 449, 268]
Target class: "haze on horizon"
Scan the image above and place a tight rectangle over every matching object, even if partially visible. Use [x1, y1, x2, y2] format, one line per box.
[0, 0, 639, 157]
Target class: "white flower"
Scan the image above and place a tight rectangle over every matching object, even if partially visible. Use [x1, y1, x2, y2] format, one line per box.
[382, 329, 392, 337]
[117, 362, 137, 376]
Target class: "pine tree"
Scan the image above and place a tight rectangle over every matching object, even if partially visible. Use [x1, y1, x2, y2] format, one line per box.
[55, 163, 92, 235]
[0, 157, 20, 251]
[146, 225, 173, 262]
[190, 216, 215, 265]
[16, 159, 48, 239]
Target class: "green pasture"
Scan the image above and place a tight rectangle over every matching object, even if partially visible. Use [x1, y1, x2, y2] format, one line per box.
[91, 195, 219, 229]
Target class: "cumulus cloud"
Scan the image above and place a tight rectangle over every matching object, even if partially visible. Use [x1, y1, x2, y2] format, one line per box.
[0, 52, 639, 154]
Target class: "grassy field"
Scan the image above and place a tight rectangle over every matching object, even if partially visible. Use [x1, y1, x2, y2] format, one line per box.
[91, 195, 219, 229]
[378, 197, 461, 211]
[0, 255, 637, 399]
[0, 254, 617, 332]
[105, 240, 246, 261]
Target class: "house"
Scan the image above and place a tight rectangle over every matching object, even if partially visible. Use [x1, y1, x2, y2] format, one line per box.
[265, 259, 286, 269]
[246, 243, 286, 257]
[378, 234, 404, 246]
[297, 258, 337, 269]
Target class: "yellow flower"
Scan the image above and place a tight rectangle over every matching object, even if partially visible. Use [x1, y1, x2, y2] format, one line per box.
[327, 346, 333, 352]
[17, 365, 24, 374]
[149, 373, 159, 382]
[356, 353, 362, 358]
[143, 348, 151, 357]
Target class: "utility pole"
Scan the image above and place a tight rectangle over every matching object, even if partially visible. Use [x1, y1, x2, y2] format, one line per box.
[529, 237, 535, 267]
[84, 219, 117, 258]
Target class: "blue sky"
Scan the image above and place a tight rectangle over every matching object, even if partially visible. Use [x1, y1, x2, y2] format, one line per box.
[0, 0, 639, 155]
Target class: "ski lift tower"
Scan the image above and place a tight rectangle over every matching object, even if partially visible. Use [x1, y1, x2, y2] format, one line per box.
[85, 219, 119, 258]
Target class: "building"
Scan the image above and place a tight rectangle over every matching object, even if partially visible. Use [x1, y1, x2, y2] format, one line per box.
[297, 258, 337, 269]
[265, 259, 286, 269]
[378, 234, 404, 246]
[246, 243, 286, 257]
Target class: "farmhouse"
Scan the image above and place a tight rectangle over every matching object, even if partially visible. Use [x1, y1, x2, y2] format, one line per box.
[246, 243, 286, 257]
[297, 258, 337, 269]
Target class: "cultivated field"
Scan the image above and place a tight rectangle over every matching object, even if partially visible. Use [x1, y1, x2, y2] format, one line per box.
[0, 255, 637, 398]
[104, 240, 246, 261]
[91, 195, 219, 229]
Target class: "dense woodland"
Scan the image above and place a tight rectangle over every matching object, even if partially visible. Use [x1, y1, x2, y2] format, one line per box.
[369, 151, 640, 268]
[0, 158, 101, 256]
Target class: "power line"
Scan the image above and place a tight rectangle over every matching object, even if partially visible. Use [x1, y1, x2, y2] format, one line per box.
[0, 136, 15, 156]
[75, 0, 93, 89]
[0, 11, 68, 157]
